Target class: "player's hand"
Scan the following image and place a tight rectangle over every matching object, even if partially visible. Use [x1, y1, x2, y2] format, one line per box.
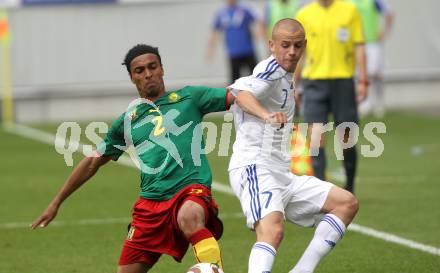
[356, 81, 368, 103]
[264, 112, 287, 129]
[30, 203, 59, 229]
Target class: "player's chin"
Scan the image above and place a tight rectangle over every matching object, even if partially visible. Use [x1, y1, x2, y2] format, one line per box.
[282, 62, 296, 73]
[143, 86, 160, 98]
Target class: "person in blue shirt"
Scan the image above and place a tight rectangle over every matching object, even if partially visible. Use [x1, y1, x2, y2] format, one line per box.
[207, 0, 264, 83]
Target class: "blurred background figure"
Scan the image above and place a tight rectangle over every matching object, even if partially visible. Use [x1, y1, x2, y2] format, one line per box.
[296, 0, 368, 193]
[264, 0, 307, 40]
[352, 0, 394, 118]
[207, 0, 264, 84]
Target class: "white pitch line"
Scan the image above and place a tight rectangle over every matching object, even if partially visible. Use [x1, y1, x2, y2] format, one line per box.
[3, 123, 440, 256]
[0, 213, 244, 230]
[348, 224, 440, 256]
[0, 217, 131, 229]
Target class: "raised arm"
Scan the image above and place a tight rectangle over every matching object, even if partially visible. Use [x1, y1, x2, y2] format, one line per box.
[30, 155, 112, 229]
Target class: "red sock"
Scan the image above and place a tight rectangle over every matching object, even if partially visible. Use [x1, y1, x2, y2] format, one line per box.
[189, 228, 213, 245]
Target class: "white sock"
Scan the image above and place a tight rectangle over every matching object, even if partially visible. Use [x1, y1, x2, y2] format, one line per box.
[248, 242, 276, 273]
[289, 214, 346, 273]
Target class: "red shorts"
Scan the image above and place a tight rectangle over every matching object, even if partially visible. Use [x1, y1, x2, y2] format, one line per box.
[118, 184, 223, 266]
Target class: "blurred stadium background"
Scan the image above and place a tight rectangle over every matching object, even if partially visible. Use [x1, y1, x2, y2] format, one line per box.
[0, 0, 439, 273]
[1, 0, 440, 122]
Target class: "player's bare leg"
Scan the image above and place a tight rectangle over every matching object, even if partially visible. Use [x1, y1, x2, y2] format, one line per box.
[248, 211, 284, 273]
[177, 200, 223, 269]
[290, 187, 358, 273]
[177, 200, 207, 238]
[254, 211, 284, 248]
[321, 186, 359, 225]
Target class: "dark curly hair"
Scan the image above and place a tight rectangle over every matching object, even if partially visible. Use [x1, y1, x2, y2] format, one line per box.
[122, 44, 162, 74]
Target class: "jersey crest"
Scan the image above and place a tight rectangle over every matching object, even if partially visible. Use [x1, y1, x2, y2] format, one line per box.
[168, 92, 181, 103]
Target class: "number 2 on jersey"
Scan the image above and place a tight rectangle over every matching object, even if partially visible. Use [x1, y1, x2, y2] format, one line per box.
[152, 116, 165, 136]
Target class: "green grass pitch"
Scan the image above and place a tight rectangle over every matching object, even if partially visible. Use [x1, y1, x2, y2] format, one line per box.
[0, 111, 439, 273]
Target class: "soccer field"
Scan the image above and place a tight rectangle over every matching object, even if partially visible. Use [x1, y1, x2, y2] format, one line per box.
[1, 111, 439, 273]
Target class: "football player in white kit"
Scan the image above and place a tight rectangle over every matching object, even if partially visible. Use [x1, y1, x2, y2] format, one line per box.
[228, 19, 359, 273]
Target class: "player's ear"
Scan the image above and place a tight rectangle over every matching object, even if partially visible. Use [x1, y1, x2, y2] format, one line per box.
[268, 39, 275, 54]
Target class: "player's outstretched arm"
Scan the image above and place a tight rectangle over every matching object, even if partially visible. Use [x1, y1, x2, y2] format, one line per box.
[30, 155, 112, 229]
[236, 90, 287, 125]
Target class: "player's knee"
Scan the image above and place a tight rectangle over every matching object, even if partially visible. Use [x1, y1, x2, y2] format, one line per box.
[262, 226, 284, 246]
[256, 220, 284, 247]
[177, 202, 206, 238]
[178, 213, 205, 238]
[344, 192, 359, 217]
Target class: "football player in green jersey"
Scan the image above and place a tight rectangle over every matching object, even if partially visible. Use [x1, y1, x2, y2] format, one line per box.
[31, 44, 235, 273]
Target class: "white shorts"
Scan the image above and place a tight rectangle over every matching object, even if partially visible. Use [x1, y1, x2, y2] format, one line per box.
[229, 164, 333, 229]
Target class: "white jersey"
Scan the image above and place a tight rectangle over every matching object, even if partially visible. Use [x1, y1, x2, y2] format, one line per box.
[228, 55, 295, 171]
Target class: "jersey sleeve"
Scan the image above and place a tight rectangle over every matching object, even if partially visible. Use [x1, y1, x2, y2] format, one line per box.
[96, 114, 127, 161]
[190, 86, 229, 115]
[229, 58, 280, 100]
[229, 76, 273, 100]
[351, 6, 365, 44]
[375, 0, 391, 14]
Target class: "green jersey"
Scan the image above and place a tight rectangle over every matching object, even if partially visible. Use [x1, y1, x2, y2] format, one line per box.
[350, 0, 381, 43]
[266, 0, 300, 38]
[98, 86, 228, 201]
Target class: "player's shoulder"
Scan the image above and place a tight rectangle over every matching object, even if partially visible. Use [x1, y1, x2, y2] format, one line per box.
[113, 111, 127, 124]
[252, 56, 285, 82]
[106, 111, 127, 137]
[154, 87, 193, 103]
[179, 86, 209, 95]
[177, 86, 225, 100]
